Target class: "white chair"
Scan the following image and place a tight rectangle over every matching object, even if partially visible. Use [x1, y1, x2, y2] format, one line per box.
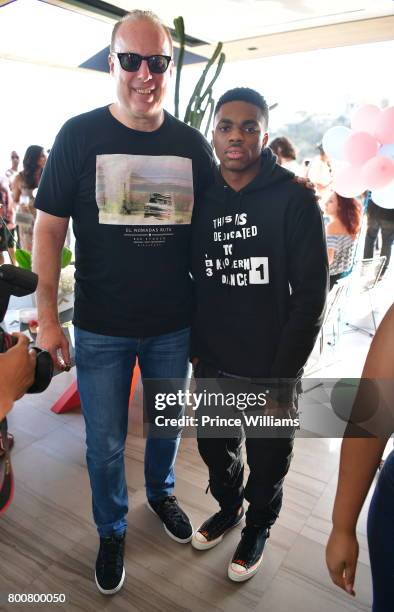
[345, 256, 386, 337]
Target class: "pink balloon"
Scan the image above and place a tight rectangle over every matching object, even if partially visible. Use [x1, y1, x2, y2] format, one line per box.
[351, 104, 381, 134]
[344, 131, 379, 167]
[361, 155, 394, 190]
[375, 107, 394, 145]
[332, 163, 367, 198]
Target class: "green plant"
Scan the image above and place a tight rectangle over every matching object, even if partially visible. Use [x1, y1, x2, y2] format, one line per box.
[15, 246, 72, 271]
[173, 16, 225, 137]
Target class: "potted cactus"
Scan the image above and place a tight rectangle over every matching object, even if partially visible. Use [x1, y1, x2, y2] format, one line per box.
[173, 16, 226, 137]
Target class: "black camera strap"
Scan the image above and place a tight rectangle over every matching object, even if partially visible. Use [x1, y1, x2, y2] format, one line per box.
[0, 417, 14, 513]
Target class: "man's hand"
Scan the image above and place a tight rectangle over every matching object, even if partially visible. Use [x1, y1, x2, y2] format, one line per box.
[263, 394, 297, 420]
[0, 333, 36, 419]
[37, 321, 70, 370]
[293, 175, 318, 195]
[326, 527, 358, 597]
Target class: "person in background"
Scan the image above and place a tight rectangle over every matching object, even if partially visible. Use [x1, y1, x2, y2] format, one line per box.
[0, 178, 15, 265]
[12, 145, 46, 252]
[307, 144, 332, 202]
[325, 192, 362, 290]
[5, 151, 20, 188]
[0, 177, 18, 457]
[326, 302, 394, 612]
[363, 198, 394, 278]
[269, 136, 301, 175]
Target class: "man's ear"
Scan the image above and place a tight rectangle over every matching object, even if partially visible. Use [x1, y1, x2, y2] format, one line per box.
[108, 53, 115, 76]
[262, 132, 269, 148]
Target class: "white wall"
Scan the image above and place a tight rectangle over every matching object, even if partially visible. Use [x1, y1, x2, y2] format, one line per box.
[0, 59, 113, 171]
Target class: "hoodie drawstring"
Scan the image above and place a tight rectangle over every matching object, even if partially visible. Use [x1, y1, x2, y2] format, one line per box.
[223, 188, 243, 290]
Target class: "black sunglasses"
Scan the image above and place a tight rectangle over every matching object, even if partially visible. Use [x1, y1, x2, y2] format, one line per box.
[114, 53, 172, 74]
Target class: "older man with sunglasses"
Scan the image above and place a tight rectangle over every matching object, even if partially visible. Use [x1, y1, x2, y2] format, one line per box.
[33, 10, 214, 595]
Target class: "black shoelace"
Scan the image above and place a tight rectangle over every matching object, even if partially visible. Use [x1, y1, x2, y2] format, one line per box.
[161, 495, 182, 518]
[232, 525, 269, 566]
[211, 509, 237, 530]
[98, 536, 124, 571]
[158, 496, 185, 523]
[201, 508, 241, 538]
[241, 525, 269, 542]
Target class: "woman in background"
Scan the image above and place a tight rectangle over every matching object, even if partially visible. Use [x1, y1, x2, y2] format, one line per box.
[325, 192, 362, 290]
[0, 178, 15, 265]
[269, 136, 301, 175]
[326, 302, 394, 611]
[12, 145, 46, 252]
[307, 144, 332, 202]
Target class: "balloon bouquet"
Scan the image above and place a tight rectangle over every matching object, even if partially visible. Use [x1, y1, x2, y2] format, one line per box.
[322, 105, 394, 209]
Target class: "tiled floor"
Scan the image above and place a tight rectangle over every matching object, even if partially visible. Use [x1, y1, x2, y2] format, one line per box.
[0, 272, 392, 611]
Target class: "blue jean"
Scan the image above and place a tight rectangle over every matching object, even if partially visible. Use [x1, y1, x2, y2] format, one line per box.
[74, 326, 190, 537]
[367, 449, 394, 612]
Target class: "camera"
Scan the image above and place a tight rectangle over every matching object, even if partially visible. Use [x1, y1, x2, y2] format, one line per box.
[0, 264, 54, 393]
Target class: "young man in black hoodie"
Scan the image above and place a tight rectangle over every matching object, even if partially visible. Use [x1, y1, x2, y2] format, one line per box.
[191, 88, 328, 581]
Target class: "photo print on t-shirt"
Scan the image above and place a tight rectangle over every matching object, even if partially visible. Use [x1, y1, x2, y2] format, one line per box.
[96, 154, 194, 226]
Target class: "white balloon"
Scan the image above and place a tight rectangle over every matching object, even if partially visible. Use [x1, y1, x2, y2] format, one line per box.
[371, 181, 394, 210]
[322, 126, 352, 161]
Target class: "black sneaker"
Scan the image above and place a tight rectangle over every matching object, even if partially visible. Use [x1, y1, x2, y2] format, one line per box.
[95, 532, 126, 595]
[228, 525, 269, 582]
[192, 507, 244, 550]
[148, 496, 193, 543]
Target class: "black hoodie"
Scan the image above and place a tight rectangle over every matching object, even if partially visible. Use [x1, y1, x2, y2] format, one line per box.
[191, 148, 328, 379]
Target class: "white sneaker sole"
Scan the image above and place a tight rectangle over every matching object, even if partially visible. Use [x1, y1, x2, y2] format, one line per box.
[147, 502, 193, 544]
[227, 553, 264, 582]
[95, 566, 125, 595]
[191, 512, 245, 551]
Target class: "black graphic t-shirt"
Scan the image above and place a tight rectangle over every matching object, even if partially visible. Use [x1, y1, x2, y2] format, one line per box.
[191, 148, 329, 379]
[35, 106, 215, 336]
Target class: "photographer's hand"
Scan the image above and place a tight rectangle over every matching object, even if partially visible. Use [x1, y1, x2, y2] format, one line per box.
[0, 333, 36, 419]
[37, 321, 70, 371]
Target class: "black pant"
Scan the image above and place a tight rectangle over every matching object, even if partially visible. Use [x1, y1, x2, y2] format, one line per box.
[364, 203, 394, 274]
[195, 361, 295, 529]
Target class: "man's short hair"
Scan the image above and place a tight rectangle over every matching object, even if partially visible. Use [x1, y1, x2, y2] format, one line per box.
[215, 88, 269, 127]
[110, 10, 173, 54]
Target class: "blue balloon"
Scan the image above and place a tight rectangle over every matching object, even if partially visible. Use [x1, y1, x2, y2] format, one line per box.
[378, 143, 394, 161]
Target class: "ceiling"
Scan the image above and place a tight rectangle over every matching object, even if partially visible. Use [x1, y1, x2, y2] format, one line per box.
[112, 0, 394, 43]
[0, 0, 393, 71]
